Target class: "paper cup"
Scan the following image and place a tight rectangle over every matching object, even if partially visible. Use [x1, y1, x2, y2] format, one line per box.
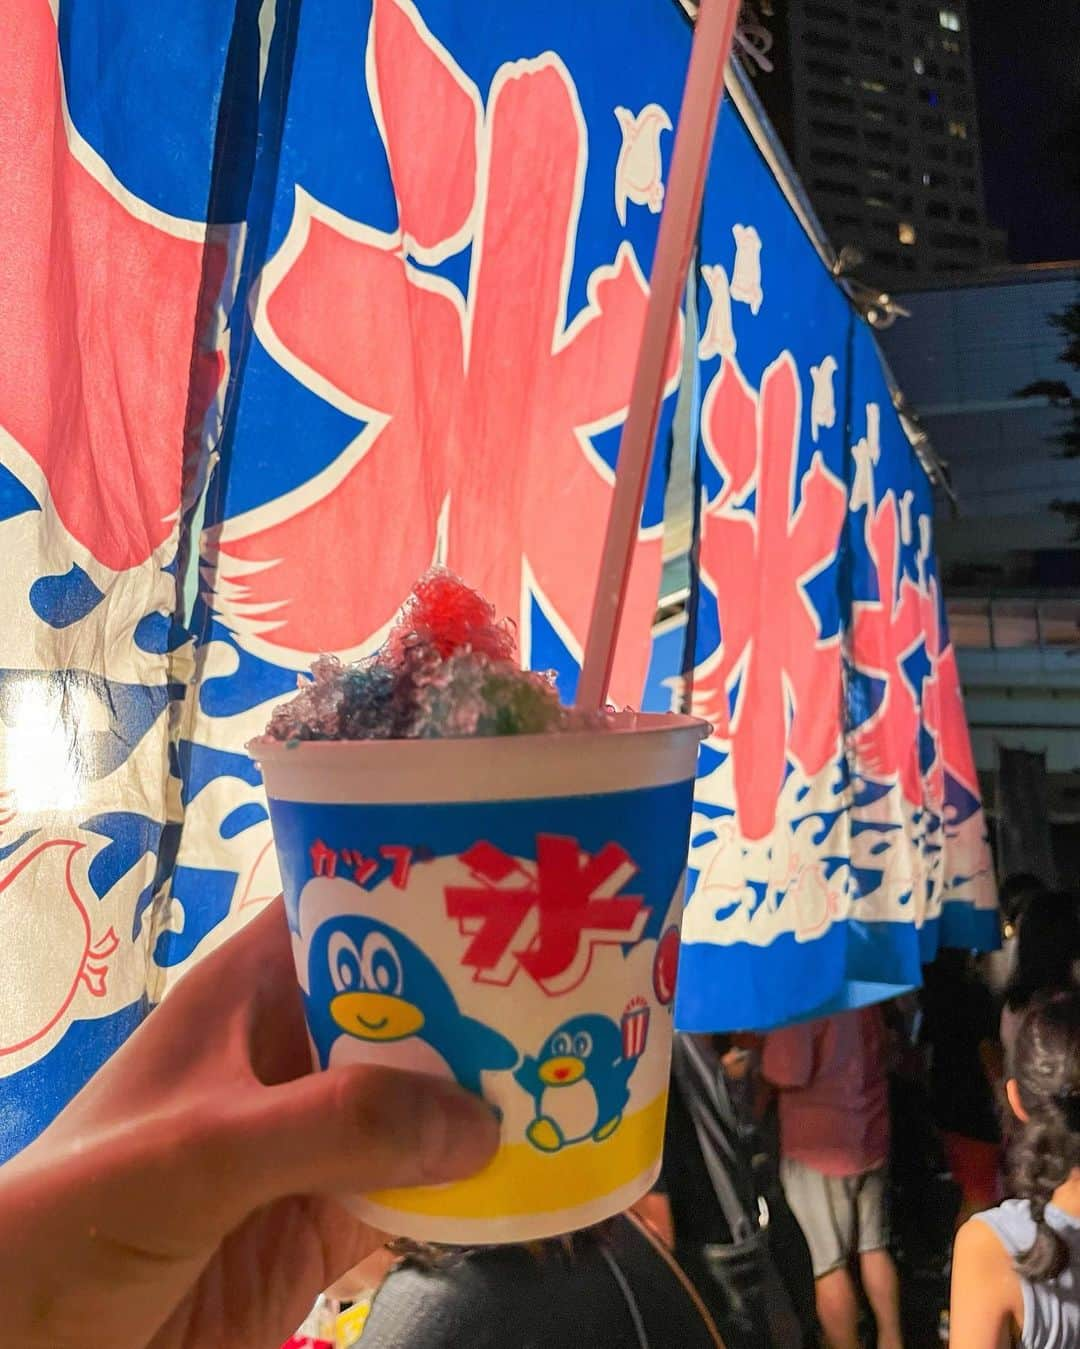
[250, 712, 706, 1244]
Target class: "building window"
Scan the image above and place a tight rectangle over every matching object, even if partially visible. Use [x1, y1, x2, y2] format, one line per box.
[804, 29, 852, 52]
[954, 147, 975, 166]
[865, 129, 893, 148]
[948, 119, 968, 138]
[930, 230, 981, 251]
[810, 146, 859, 168]
[813, 178, 860, 198]
[941, 37, 961, 54]
[809, 117, 858, 140]
[960, 175, 976, 192]
[898, 221, 917, 245]
[864, 193, 894, 208]
[805, 2, 848, 22]
[921, 113, 944, 132]
[865, 107, 887, 124]
[926, 199, 951, 219]
[861, 78, 888, 94]
[939, 8, 961, 31]
[808, 87, 855, 112]
[927, 142, 948, 161]
[913, 56, 926, 74]
[957, 205, 978, 223]
[806, 57, 848, 80]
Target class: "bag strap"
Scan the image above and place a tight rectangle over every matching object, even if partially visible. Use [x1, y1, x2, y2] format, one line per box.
[671, 1037, 758, 1244]
[623, 1212, 725, 1347]
[599, 1243, 651, 1349]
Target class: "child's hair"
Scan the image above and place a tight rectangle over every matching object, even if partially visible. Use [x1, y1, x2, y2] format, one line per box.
[387, 1221, 614, 1271]
[1010, 990, 1080, 1281]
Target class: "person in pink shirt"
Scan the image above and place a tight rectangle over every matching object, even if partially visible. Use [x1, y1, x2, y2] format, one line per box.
[763, 1006, 902, 1349]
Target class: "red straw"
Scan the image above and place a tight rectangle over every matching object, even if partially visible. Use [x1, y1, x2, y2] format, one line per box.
[577, 0, 741, 710]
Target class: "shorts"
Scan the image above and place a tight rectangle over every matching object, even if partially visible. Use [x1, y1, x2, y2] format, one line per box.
[780, 1157, 890, 1278]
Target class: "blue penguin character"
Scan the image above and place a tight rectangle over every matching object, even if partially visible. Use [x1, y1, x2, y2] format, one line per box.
[515, 1014, 638, 1153]
[305, 915, 517, 1094]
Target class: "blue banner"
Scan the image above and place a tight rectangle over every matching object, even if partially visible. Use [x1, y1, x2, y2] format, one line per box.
[0, 0, 995, 1160]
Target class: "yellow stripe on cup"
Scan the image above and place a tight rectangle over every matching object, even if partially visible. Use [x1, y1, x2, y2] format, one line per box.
[371, 1090, 668, 1219]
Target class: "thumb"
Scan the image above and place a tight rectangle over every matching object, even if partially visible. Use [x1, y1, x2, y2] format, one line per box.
[226, 1067, 500, 1212]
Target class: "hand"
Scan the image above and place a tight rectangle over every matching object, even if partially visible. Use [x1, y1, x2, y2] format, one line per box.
[721, 1046, 752, 1081]
[0, 898, 498, 1349]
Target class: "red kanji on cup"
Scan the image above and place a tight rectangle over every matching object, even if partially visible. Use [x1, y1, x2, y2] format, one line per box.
[445, 835, 649, 996]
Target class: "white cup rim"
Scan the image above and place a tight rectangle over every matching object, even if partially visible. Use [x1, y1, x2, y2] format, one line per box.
[248, 709, 708, 760]
[249, 711, 709, 804]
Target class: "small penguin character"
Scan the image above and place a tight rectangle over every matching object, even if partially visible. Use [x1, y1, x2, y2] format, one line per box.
[515, 1014, 638, 1153]
[305, 915, 517, 1093]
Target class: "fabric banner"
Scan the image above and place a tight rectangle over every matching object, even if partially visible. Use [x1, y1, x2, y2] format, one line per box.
[0, 0, 995, 1160]
[0, 0, 236, 1156]
[675, 153, 997, 1028]
[996, 747, 1057, 889]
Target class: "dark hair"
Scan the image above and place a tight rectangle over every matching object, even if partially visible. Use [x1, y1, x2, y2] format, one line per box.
[999, 872, 1048, 926]
[1009, 991, 1080, 1281]
[387, 1221, 614, 1271]
[1004, 891, 1080, 1015]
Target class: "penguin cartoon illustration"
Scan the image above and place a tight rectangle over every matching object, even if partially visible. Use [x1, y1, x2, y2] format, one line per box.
[515, 1014, 640, 1153]
[305, 915, 517, 1093]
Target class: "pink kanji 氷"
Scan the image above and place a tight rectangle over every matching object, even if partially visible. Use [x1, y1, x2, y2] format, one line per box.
[691, 353, 847, 840]
[851, 493, 924, 804]
[918, 572, 946, 811]
[920, 576, 980, 802]
[212, 0, 679, 706]
[445, 836, 649, 996]
[0, 2, 222, 571]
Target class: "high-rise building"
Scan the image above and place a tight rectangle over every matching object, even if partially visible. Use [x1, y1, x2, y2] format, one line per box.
[879, 263, 1080, 883]
[750, 0, 1005, 288]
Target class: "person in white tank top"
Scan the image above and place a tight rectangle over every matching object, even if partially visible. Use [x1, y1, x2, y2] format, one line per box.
[951, 990, 1080, 1348]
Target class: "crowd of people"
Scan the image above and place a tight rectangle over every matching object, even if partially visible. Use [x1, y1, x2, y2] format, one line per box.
[4, 883, 1080, 1348]
[348, 875, 1080, 1349]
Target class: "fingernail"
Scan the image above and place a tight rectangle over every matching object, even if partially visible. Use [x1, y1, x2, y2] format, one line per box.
[415, 1080, 501, 1183]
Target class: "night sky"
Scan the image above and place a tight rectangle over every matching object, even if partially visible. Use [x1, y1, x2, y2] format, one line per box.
[970, 0, 1080, 263]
